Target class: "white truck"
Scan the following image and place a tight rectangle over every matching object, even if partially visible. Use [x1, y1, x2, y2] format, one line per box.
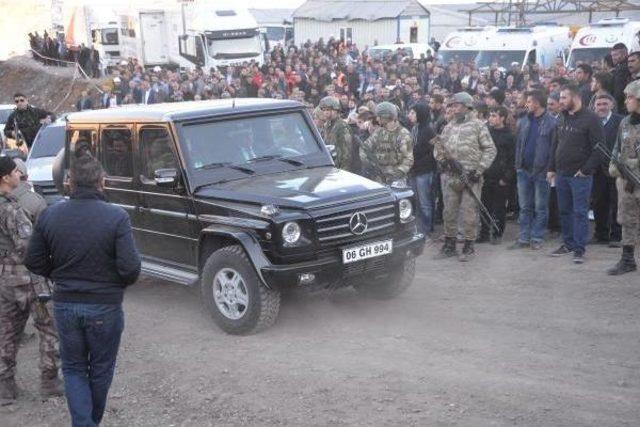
[438, 26, 496, 64]
[566, 18, 640, 69]
[474, 24, 572, 70]
[117, 3, 264, 70]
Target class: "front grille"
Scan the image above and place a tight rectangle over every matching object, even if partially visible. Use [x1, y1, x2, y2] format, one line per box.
[315, 202, 396, 248]
[32, 181, 59, 196]
[343, 255, 389, 277]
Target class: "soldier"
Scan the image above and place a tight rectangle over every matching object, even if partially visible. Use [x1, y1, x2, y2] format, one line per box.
[607, 80, 640, 275]
[320, 96, 354, 171]
[3, 93, 52, 149]
[434, 92, 497, 262]
[11, 159, 47, 222]
[0, 157, 62, 401]
[359, 101, 414, 186]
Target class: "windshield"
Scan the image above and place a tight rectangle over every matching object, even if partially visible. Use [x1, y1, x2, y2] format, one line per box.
[567, 48, 611, 69]
[266, 26, 285, 42]
[207, 36, 261, 60]
[100, 28, 119, 45]
[0, 108, 13, 124]
[439, 50, 479, 64]
[30, 125, 65, 159]
[476, 50, 526, 69]
[181, 112, 321, 174]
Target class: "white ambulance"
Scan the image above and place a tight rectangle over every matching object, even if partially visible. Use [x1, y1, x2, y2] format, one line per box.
[438, 26, 496, 64]
[567, 18, 640, 69]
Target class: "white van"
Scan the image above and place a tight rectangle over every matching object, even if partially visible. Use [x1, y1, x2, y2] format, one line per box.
[367, 43, 434, 61]
[567, 18, 640, 69]
[438, 26, 496, 64]
[475, 24, 572, 70]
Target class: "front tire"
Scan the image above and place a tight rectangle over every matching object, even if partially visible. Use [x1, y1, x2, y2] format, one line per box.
[201, 245, 280, 335]
[352, 258, 416, 299]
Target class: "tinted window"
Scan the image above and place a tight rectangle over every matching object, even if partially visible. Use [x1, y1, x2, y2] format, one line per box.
[181, 112, 320, 170]
[0, 108, 13, 124]
[101, 129, 133, 178]
[30, 125, 65, 158]
[140, 128, 178, 179]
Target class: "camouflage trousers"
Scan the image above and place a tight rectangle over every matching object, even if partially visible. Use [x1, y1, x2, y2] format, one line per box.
[617, 178, 640, 247]
[0, 265, 59, 381]
[441, 173, 481, 240]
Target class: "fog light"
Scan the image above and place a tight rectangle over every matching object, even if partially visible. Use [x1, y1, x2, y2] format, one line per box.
[298, 273, 315, 285]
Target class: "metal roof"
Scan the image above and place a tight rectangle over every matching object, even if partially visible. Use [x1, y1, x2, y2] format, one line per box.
[293, 0, 429, 22]
[66, 99, 304, 124]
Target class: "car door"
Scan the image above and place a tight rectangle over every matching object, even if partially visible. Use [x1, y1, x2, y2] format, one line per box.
[135, 124, 198, 269]
[98, 125, 144, 249]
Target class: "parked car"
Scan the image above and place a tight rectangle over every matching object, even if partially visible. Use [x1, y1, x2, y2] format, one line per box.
[26, 121, 65, 205]
[0, 104, 15, 147]
[54, 99, 425, 334]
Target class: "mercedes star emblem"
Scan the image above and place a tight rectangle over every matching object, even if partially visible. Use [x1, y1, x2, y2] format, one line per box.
[349, 212, 368, 235]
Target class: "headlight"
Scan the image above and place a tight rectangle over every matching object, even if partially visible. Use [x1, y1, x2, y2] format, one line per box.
[399, 198, 413, 222]
[282, 221, 301, 245]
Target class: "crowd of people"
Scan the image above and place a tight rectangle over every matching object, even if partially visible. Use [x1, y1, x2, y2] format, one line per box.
[2, 32, 640, 425]
[28, 30, 101, 78]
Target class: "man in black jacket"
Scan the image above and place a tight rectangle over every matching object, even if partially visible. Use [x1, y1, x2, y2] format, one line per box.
[547, 83, 606, 263]
[478, 107, 515, 243]
[612, 43, 630, 114]
[3, 93, 52, 149]
[591, 94, 624, 245]
[25, 153, 141, 427]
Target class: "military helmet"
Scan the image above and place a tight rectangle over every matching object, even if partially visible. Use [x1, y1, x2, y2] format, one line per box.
[319, 96, 341, 111]
[624, 80, 640, 100]
[375, 101, 398, 119]
[450, 91, 474, 108]
[13, 158, 28, 176]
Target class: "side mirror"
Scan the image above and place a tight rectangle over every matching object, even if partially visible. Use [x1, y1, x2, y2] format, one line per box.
[326, 144, 337, 159]
[154, 168, 179, 188]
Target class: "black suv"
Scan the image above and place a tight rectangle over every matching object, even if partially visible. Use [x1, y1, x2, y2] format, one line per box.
[56, 99, 424, 334]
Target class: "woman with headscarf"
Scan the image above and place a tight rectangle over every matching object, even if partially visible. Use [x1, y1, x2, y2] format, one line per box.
[407, 102, 436, 238]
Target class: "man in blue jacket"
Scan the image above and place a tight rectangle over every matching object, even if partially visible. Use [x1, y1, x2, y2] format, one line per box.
[25, 152, 141, 427]
[509, 89, 557, 250]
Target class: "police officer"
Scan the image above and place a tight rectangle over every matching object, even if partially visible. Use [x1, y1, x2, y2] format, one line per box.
[0, 157, 62, 401]
[608, 80, 640, 275]
[3, 93, 52, 149]
[434, 92, 497, 262]
[320, 96, 354, 171]
[359, 101, 414, 185]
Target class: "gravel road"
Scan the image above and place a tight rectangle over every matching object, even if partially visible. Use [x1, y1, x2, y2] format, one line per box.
[2, 232, 639, 426]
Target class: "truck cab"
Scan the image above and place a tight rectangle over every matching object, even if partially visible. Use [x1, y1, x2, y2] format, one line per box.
[56, 99, 424, 334]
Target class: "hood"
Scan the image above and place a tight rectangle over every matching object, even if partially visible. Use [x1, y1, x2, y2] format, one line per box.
[411, 102, 430, 126]
[25, 156, 55, 182]
[194, 166, 390, 209]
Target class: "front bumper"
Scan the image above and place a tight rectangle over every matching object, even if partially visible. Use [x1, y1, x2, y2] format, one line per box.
[261, 232, 425, 289]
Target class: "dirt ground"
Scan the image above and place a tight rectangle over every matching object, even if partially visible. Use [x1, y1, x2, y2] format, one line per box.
[2, 227, 640, 426]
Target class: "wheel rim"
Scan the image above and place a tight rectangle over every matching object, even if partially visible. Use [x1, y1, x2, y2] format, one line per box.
[213, 268, 249, 320]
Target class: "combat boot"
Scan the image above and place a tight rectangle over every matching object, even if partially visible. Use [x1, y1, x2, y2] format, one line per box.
[0, 377, 17, 400]
[458, 240, 475, 262]
[607, 246, 637, 276]
[434, 237, 457, 259]
[40, 373, 64, 398]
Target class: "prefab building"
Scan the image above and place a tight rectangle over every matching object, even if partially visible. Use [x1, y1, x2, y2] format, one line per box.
[293, 0, 430, 49]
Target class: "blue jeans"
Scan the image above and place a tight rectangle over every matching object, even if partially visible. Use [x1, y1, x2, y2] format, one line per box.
[54, 302, 124, 427]
[516, 170, 550, 243]
[556, 174, 593, 254]
[410, 172, 435, 236]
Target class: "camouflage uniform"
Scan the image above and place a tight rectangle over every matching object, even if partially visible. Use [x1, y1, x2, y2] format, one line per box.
[612, 116, 640, 247]
[323, 117, 353, 171]
[359, 122, 414, 185]
[434, 113, 497, 240]
[11, 181, 47, 223]
[0, 193, 59, 383]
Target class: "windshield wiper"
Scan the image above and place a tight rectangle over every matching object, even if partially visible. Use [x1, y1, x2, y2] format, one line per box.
[247, 155, 305, 167]
[196, 162, 255, 174]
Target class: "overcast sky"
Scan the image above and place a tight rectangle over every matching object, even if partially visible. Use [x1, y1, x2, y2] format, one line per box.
[242, 0, 479, 9]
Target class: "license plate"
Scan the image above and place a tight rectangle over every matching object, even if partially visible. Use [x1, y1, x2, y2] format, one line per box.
[342, 240, 393, 264]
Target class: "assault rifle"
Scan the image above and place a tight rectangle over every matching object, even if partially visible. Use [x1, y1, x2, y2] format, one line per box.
[595, 142, 640, 192]
[432, 136, 501, 236]
[13, 117, 26, 147]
